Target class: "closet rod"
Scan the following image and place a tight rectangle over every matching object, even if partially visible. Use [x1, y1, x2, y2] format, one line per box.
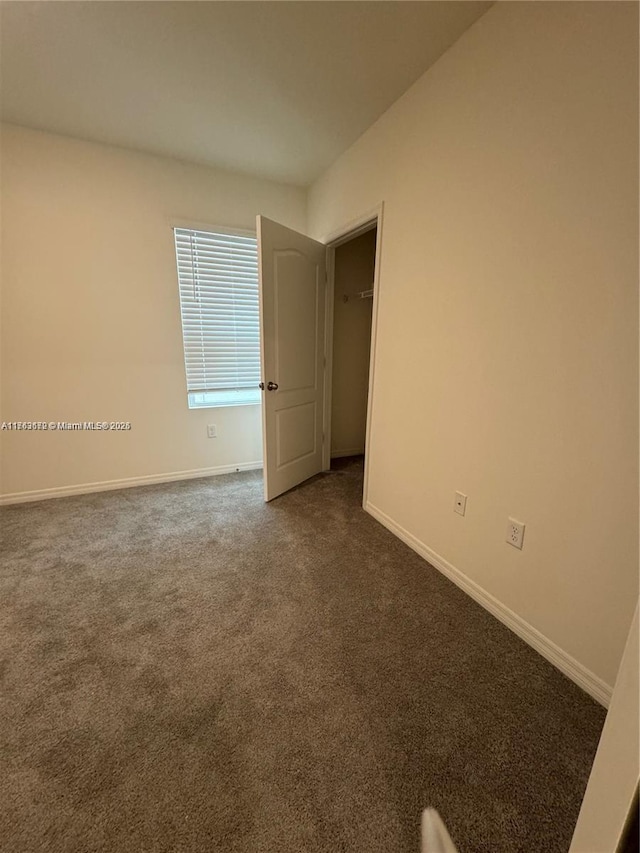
[342, 288, 374, 303]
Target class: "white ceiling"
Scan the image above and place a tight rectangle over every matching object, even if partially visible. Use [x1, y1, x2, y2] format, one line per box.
[0, 1, 492, 186]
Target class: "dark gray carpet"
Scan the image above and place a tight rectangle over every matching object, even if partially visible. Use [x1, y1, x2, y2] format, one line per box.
[0, 458, 604, 852]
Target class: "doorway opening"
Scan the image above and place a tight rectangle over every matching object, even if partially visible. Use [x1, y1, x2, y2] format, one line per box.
[325, 221, 379, 504]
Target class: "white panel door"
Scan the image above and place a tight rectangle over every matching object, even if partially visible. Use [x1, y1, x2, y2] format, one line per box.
[257, 216, 326, 501]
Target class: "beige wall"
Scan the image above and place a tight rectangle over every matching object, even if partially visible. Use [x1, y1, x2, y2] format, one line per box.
[308, 2, 639, 689]
[0, 124, 306, 498]
[331, 229, 376, 457]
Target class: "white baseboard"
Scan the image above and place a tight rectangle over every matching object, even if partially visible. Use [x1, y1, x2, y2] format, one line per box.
[330, 448, 365, 459]
[366, 500, 613, 708]
[0, 462, 263, 505]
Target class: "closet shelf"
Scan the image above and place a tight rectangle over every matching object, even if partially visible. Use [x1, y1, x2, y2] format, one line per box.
[342, 288, 374, 303]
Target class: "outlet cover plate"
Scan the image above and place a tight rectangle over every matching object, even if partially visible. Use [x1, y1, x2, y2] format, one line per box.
[454, 492, 467, 516]
[506, 518, 525, 549]
[207, 424, 217, 438]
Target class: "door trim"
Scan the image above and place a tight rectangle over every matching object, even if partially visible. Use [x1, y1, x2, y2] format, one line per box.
[322, 202, 385, 510]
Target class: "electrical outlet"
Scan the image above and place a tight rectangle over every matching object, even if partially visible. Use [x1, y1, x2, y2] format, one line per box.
[506, 518, 525, 549]
[454, 492, 467, 516]
[207, 424, 217, 439]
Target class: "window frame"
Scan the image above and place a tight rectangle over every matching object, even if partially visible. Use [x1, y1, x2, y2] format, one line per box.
[172, 221, 262, 410]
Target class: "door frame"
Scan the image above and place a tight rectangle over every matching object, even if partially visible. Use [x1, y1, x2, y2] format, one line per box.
[321, 202, 385, 508]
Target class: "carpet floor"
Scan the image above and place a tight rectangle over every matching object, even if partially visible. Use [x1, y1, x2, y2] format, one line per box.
[0, 458, 605, 852]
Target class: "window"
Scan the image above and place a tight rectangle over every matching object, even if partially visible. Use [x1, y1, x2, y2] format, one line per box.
[173, 226, 261, 408]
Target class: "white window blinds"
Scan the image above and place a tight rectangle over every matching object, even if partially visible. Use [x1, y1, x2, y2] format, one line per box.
[174, 227, 261, 408]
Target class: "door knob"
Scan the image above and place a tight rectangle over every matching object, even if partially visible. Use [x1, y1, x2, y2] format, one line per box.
[267, 381, 279, 391]
[258, 382, 265, 390]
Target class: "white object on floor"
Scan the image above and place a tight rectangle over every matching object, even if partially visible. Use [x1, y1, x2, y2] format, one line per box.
[421, 808, 459, 853]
